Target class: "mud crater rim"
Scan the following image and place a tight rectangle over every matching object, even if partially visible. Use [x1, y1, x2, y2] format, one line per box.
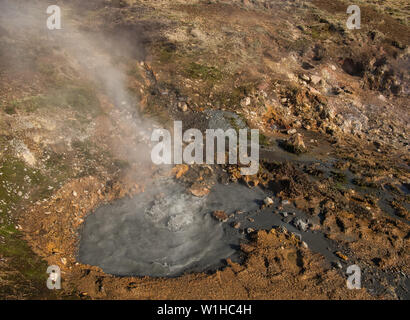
[77, 181, 265, 277]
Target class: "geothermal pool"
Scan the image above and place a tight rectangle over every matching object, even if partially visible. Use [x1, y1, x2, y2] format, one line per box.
[78, 180, 266, 277]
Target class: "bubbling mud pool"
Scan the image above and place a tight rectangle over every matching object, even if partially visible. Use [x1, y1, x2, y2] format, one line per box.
[78, 181, 266, 277]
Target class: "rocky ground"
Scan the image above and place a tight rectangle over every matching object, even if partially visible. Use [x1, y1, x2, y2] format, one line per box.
[0, 0, 409, 299]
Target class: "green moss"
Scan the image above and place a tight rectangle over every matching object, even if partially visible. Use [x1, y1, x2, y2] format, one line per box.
[285, 38, 311, 55]
[259, 133, 270, 147]
[331, 171, 347, 183]
[0, 157, 64, 298]
[3, 85, 102, 120]
[185, 62, 223, 82]
[309, 24, 332, 40]
[0, 157, 49, 212]
[157, 42, 178, 64]
[113, 159, 130, 170]
[4, 101, 18, 115]
[214, 83, 256, 108]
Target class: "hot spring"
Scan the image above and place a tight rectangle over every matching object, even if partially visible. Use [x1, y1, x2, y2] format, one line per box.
[78, 180, 266, 277]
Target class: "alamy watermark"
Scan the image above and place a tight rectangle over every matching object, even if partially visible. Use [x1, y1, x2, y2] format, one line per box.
[47, 265, 61, 290]
[47, 5, 62, 30]
[346, 264, 361, 289]
[150, 121, 260, 176]
[346, 5, 361, 30]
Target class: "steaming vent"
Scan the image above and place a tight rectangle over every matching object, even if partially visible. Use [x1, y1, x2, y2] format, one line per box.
[78, 181, 265, 277]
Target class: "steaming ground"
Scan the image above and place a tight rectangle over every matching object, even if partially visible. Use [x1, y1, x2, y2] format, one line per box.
[78, 180, 265, 277]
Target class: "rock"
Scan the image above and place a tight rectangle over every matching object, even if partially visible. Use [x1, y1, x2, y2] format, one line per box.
[240, 243, 255, 253]
[178, 102, 188, 112]
[335, 251, 349, 261]
[189, 184, 210, 197]
[263, 197, 274, 206]
[241, 97, 251, 107]
[292, 218, 309, 232]
[300, 74, 311, 82]
[246, 227, 255, 234]
[212, 210, 229, 222]
[378, 94, 386, 102]
[287, 128, 297, 135]
[72, 191, 78, 197]
[233, 222, 241, 229]
[281, 200, 290, 205]
[301, 241, 308, 248]
[333, 261, 343, 269]
[311, 75, 322, 85]
[173, 164, 189, 179]
[281, 133, 307, 154]
[281, 212, 288, 217]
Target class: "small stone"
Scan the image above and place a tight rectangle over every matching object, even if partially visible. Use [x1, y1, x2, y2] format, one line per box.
[212, 210, 229, 222]
[72, 191, 78, 197]
[264, 197, 274, 206]
[233, 222, 241, 229]
[283, 133, 307, 154]
[281, 212, 288, 217]
[287, 128, 297, 135]
[246, 228, 255, 234]
[301, 241, 308, 248]
[311, 75, 322, 85]
[292, 218, 309, 232]
[189, 184, 210, 197]
[300, 74, 310, 82]
[178, 102, 188, 112]
[61, 257, 67, 265]
[378, 94, 386, 102]
[335, 251, 349, 261]
[282, 200, 290, 205]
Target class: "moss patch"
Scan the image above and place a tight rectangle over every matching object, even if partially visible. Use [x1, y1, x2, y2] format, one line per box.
[0, 157, 65, 298]
[184, 62, 223, 82]
[3, 85, 102, 121]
